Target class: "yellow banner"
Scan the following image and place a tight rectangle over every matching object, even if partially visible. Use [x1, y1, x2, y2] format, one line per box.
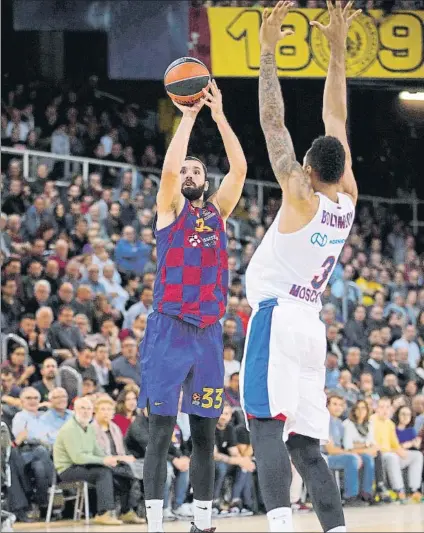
[208, 8, 424, 78]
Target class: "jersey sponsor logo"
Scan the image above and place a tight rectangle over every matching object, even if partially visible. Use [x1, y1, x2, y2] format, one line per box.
[321, 209, 354, 229]
[329, 238, 346, 245]
[201, 234, 218, 248]
[188, 234, 202, 247]
[289, 284, 322, 303]
[310, 232, 328, 247]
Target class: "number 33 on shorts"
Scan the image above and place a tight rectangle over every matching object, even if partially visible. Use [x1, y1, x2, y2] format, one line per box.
[200, 387, 223, 409]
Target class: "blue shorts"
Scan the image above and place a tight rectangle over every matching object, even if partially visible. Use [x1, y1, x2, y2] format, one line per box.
[138, 311, 224, 418]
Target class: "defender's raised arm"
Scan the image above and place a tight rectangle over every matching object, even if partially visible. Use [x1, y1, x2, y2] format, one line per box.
[259, 2, 303, 190]
[311, 0, 361, 203]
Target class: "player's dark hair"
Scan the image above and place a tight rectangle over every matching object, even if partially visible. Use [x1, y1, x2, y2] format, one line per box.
[306, 135, 345, 184]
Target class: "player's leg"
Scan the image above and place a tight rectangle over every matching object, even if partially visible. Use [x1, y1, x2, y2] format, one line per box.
[287, 434, 345, 532]
[189, 414, 218, 531]
[249, 418, 293, 532]
[241, 301, 299, 532]
[287, 315, 345, 532]
[183, 321, 223, 532]
[138, 313, 194, 533]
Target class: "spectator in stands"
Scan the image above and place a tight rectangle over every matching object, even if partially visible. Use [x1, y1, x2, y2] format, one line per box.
[54, 397, 124, 525]
[331, 264, 362, 321]
[342, 347, 363, 383]
[40, 387, 72, 443]
[223, 317, 244, 361]
[49, 282, 75, 318]
[123, 285, 153, 329]
[32, 357, 59, 403]
[325, 394, 370, 506]
[1, 344, 35, 387]
[85, 264, 106, 296]
[392, 324, 421, 369]
[92, 396, 144, 524]
[325, 352, 340, 390]
[344, 305, 368, 352]
[343, 399, 390, 502]
[364, 345, 385, 388]
[113, 385, 139, 436]
[412, 395, 424, 433]
[26, 279, 51, 315]
[115, 226, 151, 276]
[213, 403, 256, 515]
[44, 259, 61, 295]
[33, 306, 55, 360]
[86, 317, 121, 358]
[49, 305, 85, 356]
[22, 196, 54, 240]
[62, 346, 98, 383]
[92, 343, 117, 395]
[12, 387, 55, 516]
[371, 397, 423, 502]
[326, 324, 344, 366]
[380, 374, 403, 398]
[336, 370, 360, 412]
[1, 367, 21, 425]
[223, 344, 240, 386]
[393, 405, 422, 451]
[1, 276, 22, 333]
[2, 178, 28, 215]
[112, 336, 141, 388]
[225, 372, 241, 408]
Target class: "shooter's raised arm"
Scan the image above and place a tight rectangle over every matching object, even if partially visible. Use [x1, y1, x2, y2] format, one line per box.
[157, 101, 203, 214]
[201, 80, 247, 219]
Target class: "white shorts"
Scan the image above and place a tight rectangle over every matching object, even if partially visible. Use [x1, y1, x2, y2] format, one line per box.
[240, 298, 329, 443]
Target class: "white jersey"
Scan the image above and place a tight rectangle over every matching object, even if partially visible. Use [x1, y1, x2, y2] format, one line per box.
[246, 192, 355, 311]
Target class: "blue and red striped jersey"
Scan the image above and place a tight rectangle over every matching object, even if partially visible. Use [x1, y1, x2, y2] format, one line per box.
[154, 199, 228, 328]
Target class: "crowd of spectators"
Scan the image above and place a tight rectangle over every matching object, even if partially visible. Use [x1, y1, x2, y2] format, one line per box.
[1, 72, 424, 525]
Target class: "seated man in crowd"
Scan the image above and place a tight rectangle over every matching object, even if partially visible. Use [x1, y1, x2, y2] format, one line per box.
[92, 395, 144, 524]
[213, 403, 256, 515]
[32, 357, 59, 404]
[1, 367, 21, 426]
[371, 397, 423, 502]
[324, 394, 373, 507]
[39, 387, 73, 444]
[11, 387, 55, 518]
[54, 397, 124, 525]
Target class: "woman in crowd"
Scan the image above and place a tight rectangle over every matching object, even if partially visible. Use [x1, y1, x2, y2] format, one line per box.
[1, 344, 35, 386]
[113, 384, 139, 436]
[343, 399, 390, 502]
[393, 405, 422, 451]
[92, 395, 145, 523]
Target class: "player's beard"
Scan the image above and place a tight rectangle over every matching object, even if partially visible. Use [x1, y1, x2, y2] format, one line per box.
[181, 183, 205, 202]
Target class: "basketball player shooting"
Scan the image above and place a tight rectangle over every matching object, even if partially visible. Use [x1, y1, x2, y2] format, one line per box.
[240, 1, 360, 532]
[138, 80, 247, 533]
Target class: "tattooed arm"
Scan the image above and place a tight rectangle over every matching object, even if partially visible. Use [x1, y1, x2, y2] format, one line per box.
[259, 51, 313, 201]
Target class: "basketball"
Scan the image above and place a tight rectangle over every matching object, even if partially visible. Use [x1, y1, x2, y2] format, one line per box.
[164, 57, 210, 106]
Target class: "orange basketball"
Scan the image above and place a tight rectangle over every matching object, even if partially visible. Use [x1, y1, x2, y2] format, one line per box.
[164, 57, 210, 106]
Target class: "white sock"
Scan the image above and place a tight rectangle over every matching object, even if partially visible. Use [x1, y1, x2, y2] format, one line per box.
[146, 499, 164, 533]
[328, 527, 347, 532]
[194, 499, 212, 530]
[267, 507, 293, 532]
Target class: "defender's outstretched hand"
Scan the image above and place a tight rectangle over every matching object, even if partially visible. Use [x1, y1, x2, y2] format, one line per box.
[260, 1, 294, 52]
[201, 80, 224, 123]
[310, 1, 362, 47]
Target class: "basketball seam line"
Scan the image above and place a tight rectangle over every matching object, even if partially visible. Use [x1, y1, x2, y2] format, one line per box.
[165, 74, 211, 86]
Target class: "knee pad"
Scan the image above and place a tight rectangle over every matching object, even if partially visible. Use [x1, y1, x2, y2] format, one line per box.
[287, 434, 322, 468]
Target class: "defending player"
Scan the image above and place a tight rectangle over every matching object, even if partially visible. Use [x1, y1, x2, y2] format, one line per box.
[240, 2, 360, 532]
[138, 80, 247, 533]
